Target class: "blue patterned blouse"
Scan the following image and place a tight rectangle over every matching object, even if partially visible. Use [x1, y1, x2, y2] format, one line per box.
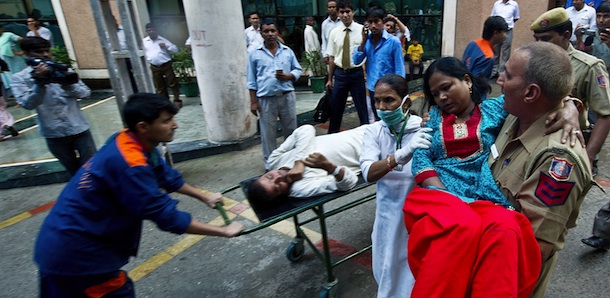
[411, 95, 512, 206]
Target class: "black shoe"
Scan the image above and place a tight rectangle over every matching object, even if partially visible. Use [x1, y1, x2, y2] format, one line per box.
[581, 236, 610, 250]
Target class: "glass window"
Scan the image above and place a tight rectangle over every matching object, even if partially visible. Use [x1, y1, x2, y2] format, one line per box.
[346, 1, 441, 59]
[277, 0, 313, 15]
[148, 0, 182, 15]
[31, 0, 56, 18]
[375, 0, 400, 14]
[242, 0, 277, 17]
[0, 0, 64, 46]
[0, 0, 27, 19]
[146, 0, 188, 48]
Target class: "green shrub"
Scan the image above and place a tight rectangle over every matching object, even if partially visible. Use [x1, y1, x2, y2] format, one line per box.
[51, 45, 73, 65]
[171, 48, 196, 83]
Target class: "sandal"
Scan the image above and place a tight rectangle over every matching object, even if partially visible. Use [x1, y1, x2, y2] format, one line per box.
[173, 100, 183, 109]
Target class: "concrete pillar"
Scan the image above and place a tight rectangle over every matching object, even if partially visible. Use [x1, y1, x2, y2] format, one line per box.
[183, 0, 257, 142]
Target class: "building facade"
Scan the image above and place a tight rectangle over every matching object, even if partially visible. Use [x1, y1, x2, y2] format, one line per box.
[1, 0, 565, 80]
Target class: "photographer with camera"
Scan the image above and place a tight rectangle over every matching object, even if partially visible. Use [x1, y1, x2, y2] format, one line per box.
[11, 36, 96, 176]
[581, 2, 610, 71]
[567, 0, 597, 44]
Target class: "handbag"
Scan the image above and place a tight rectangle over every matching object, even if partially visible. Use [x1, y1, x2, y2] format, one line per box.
[313, 89, 331, 123]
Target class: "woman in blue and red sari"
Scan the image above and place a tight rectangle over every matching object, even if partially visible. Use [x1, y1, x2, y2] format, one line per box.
[404, 57, 541, 298]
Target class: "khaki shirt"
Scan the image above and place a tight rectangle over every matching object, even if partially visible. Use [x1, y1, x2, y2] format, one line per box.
[567, 43, 610, 128]
[489, 112, 592, 253]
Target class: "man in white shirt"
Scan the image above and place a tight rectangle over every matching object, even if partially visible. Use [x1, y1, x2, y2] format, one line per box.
[490, 0, 520, 77]
[567, 0, 597, 43]
[248, 124, 367, 204]
[325, 0, 369, 133]
[304, 17, 321, 53]
[245, 12, 264, 52]
[321, 1, 341, 63]
[26, 17, 53, 46]
[142, 23, 181, 108]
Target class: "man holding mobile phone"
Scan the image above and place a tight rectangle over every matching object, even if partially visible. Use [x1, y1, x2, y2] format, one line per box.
[26, 16, 53, 46]
[247, 18, 302, 170]
[353, 6, 405, 121]
[581, 2, 610, 71]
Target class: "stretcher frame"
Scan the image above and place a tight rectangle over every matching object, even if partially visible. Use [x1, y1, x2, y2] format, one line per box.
[217, 177, 375, 298]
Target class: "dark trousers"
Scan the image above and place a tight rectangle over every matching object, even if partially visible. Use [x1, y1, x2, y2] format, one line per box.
[409, 60, 424, 80]
[368, 90, 380, 121]
[150, 62, 180, 102]
[45, 130, 97, 176]
[329, 68, 368, 133]
[40, 270, 135, 298]
[592, 200, 610, 239]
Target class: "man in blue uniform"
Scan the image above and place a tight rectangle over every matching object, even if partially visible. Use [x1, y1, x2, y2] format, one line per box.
[462, 16, 508, 82]
[34, 93, 243, 297]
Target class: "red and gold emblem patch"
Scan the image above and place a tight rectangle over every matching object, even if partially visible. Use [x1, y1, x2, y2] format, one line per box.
[549, 157, 573, 181]
[597, 75, 607, 88]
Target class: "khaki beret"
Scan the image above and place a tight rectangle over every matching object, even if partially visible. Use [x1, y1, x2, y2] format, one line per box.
[530, 7, 570, 33]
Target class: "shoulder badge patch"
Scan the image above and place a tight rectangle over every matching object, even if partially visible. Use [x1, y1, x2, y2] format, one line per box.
[535, 172, 575, 207]
[597, 75, 607, 88]
[549, 157, 573, 181]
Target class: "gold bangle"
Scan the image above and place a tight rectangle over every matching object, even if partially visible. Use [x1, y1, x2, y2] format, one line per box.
[564, 97, 583, 112]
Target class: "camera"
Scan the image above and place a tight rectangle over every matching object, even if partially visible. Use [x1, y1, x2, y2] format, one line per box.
[576, 27, 586, 35]
[584, 29, 597, 36]
[25, 58, 79, 85]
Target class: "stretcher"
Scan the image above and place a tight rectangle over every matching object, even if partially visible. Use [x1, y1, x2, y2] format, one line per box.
[216, 176, 376, 298]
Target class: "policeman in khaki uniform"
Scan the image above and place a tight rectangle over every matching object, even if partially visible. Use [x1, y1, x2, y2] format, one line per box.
[531, 7, 610, 177]
[490, 42, 593, 298]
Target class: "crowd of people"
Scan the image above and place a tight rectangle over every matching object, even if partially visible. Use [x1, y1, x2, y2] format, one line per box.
[0, 17, 52, 141]
[247, 1, 609, 297]
[2, 0, 610, 297]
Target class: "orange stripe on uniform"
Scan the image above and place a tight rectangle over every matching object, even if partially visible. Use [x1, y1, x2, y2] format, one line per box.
[116, 132, 148, 167]
[474, 38, 494, 59]
[84, 271, 128, 298]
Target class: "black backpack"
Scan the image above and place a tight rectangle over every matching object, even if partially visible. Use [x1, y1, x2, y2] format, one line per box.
[313, 89, 331, 123]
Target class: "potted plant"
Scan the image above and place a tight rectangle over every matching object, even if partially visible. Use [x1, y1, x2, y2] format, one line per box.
[171, 47, 199, 97]
[301, 50, 327, 93]
[51, 45, 74, 66]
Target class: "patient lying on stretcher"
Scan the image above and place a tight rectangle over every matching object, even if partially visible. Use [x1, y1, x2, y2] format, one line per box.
[248, 124, 368, 205]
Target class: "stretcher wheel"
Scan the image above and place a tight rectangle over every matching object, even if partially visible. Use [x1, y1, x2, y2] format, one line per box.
[286, 238, 305, 262]
[319, 281, 338, 298]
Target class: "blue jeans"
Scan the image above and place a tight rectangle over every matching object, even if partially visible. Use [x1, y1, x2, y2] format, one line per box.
[45, 130, 97, 176]
[329, 68, 368, 133]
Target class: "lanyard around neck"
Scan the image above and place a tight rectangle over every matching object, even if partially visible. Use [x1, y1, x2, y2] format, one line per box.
[389, 115, 409, 150]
